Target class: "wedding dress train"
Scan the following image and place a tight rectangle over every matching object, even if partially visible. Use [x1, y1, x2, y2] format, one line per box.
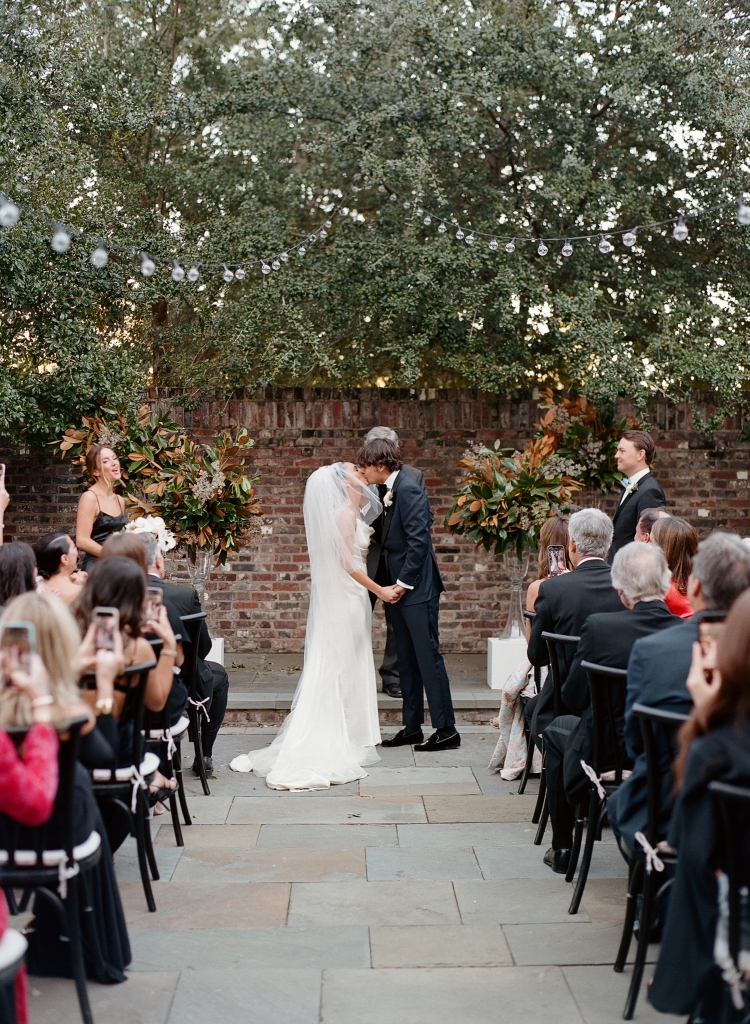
[230, 464, 382, 790]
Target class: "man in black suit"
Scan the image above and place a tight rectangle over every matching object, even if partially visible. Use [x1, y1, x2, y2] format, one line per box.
[140, 533, 229, 775]
[364, 426, 426, 699]
[607, 532, 750, 857]
[527, 508, 624, 752]
[358, 437, 457, 751]
[540, 542, 678, 872]
[610, 430, 666, 559]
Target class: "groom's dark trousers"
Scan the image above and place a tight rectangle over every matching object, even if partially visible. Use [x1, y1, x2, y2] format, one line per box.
[381, 471, 455, 732]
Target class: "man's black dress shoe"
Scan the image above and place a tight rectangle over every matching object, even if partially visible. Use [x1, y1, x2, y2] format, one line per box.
[543, 847, 571, 874]
[382, 681, 403, 699]
[414, 731, 461, 752]
[381, 728, 423, 747]
[191, 756, 213, 775]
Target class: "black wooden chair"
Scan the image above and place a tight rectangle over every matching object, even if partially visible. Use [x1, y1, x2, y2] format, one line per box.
[614, 703, 687, 1019]
[82, 659, 160, 912]
[567, 661, 628, 915]
[180, 612, 211, 796]
[532, 632, 579, 845]
[517, 611, 540, 796]
[144, 637, 190, 847]
[0, 925, 27, 1022]
[0, 715, 101, 1024]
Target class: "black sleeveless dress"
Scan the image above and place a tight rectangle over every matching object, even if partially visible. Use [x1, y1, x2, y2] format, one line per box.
[81, 494, 128, 572]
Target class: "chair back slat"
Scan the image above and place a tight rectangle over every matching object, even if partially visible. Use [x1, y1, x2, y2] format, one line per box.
[82, 659, 155, 772]
[543, 632, 580, 719]
[632, 703, 688, 845]
[708, 780, 750, 967]
[580, 661, 628, 781]
[180, 612, 207, 703]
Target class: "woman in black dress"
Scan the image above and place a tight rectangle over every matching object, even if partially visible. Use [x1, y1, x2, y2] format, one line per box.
[75, 446, 128, 572]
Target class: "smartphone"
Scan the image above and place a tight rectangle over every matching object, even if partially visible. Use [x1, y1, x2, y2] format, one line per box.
[547, 545, 566, 576]
[0, 621, 36, 682]
[145, 587, 163, 622]
[699, 616, 726, 649]
[94, 607, 119, 652]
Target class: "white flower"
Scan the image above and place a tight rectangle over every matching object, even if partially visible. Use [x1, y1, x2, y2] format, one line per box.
[383, 490, 394, 507]
[125, 515, 177, 553]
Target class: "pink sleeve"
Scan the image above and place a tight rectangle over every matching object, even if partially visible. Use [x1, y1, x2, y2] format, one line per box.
[0, 725, 59, 826]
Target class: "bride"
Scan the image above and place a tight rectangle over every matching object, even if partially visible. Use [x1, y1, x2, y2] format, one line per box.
[230, 462, 402, 790]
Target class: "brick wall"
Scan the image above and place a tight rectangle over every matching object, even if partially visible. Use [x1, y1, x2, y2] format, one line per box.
[3, 388, 749, 652]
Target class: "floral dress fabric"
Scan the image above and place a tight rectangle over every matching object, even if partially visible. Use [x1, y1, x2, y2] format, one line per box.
[488, 658, 544, 780]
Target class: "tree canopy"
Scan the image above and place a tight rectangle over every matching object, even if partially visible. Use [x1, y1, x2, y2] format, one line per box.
[2, 0, 749, 444]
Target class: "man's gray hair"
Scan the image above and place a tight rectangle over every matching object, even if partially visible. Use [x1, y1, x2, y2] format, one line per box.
[691, 532, 750, 610]
[611, 542, 670, 603]
[568, 508, 613, 559]
[139, 532, 160, 573]
[365, 425, 399, 444]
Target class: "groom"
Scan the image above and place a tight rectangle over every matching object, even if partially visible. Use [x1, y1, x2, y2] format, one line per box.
[358, 437, 459, 751]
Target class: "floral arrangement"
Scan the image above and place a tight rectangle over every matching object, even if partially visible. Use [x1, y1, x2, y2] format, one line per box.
[124, 515, 176, 553]
[444, 436, 582, 557]
[535, 389, 640, 494]
[57, 406, 262, 564]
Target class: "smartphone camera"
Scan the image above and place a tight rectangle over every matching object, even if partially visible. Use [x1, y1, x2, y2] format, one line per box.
[94, 607, 119, 652]
[0, 620, 36, 685]
[547, 545, 566, 577]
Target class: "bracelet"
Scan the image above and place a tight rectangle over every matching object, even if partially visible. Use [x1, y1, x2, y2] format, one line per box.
[30, 695, 54, 708]
[160, 649, 178, 658]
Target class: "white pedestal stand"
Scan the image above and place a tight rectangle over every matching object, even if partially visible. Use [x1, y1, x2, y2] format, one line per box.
[487, 637, 528, 691]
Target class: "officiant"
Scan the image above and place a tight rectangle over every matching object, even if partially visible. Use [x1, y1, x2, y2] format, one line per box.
[364, 426, 426, 699]
[610, 430, 666, 560]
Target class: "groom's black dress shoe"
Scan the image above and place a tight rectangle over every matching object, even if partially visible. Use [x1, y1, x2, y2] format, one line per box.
[381, 728, 424, 747]
[543, 847, 571, 874]
[414, 731, 461, 751]
[382, 681, 402, 699]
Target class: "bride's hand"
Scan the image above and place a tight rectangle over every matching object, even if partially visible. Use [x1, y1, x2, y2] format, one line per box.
[380, 585, 402, 604]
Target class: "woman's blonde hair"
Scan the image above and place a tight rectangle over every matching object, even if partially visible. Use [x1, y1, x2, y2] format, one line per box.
[0, 591, 82, 726]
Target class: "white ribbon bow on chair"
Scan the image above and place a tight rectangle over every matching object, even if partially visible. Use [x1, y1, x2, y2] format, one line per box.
[580, 760, 606, 801]
[131, 765, 148, 814]
[634, 831, 665, 874]
[188, 695, 210, 721]
[57, 855, 80, 900]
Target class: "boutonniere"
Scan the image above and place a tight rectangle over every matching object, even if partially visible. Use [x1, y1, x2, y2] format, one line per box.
[622, 481, 639, 499]
[383, 489, 394, 508]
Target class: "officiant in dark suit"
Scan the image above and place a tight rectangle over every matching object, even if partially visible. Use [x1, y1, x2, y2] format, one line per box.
[364, 426, 426, 699]
[358, 436, 458, 752]
[610, 430, 666, 559]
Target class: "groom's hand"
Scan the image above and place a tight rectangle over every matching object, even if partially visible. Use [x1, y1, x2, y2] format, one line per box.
[392, 584, 407, 599]
[380, 585, 403, 604]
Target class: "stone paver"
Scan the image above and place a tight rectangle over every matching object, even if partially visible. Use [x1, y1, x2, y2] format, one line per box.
[167, 967, 321, 1024]
[228, 795, 427, 824]
[504, 921, 658, 966]
[423, 794, 539, 822]
[288, 880, 461, 926]
[369, 925, 513, 967]
[360, 765, 481, 796]
[365, 846, 482, 881]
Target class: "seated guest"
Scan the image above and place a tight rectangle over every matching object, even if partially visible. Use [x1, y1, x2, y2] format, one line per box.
[0, 591, 131, 984]
[611, 430, 666, 558]
[608, 532, 750, 857]
[0, 654, 59, 1024]
[526, 508, 624, 753]
[139, 532, 229, 776]
[651, 515, 697, 618]
[0, 543, 36, 610]
[649, 590, 750, 1017]
[35, 532, 86, 605]
[99, 531, 149, 575]
[634, 506, 671, 543]
[540, 542, 677, 872]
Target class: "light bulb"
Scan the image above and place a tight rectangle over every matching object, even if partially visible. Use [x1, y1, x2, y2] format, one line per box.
[561, 239, 573, 257]
[51, 224, 71, 253]
[438, 221, 447, 233]
[261, 261, 271, 275]
[90, 244, 108, 268]
[598, 233, 613, 254]
[140, 252, 156, 277]
[272, 258, 281, 271]
[465, 231, 475, 245]
[737, 200, 750, 226]
[222, 264, 234, 282]
[488, 236, 498, 251]
[416, 207, 423, 217]
[187, 266, 200, 282]
[622, 229, 638, 247]
[280, 251, 289, 263]
[298, 245, 306, 256]
[308, 234, 317, 244]
[389, 192, 397, 202]
[234, 264, 245, 280]
[319, 228, 328, 239]
[455, 227, 465, 240]
[537, 240, 548, 256]
[505, 238, 516, 253]
[423, 215, 431, 226]
[171, 260, 185, 282]
[403, 200, 410, 209]
[378, 184, 386, 193]
[672, 217, 689, 242]
[0, 195, 20, 228]
[324, 220, 332, 229]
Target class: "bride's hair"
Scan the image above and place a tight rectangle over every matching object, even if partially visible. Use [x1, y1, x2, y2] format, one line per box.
[356, 438, 403, 472]
[304, 463, 382, 577]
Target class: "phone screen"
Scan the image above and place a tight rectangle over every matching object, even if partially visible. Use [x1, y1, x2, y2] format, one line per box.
[145, 587, 163, 622]
[0, 621, 36, 682]
[699, 618, 725, 649]
[94, 607, 119, 652]
[547, 545, 566, 576]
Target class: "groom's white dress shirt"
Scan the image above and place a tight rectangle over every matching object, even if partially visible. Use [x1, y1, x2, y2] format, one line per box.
[384, 469, 414, 591]
[618, 467, 651, 505]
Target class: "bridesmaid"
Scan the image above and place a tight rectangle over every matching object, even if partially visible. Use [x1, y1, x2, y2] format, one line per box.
[75, 446, 128, 572]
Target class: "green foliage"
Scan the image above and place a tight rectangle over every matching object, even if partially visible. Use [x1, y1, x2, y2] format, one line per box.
[444, 436, 581, 557]
[57, 406, 262, 563]
[2, 0, 750, 445]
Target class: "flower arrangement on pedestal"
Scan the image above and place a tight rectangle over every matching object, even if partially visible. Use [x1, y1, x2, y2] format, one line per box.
[57, 405, 262, 565]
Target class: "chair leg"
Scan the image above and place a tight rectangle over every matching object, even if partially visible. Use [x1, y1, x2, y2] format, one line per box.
[65, 875, 95, 1024]
[569, 792, 600, 915]
[566, 803, 586, 883]
[3, 888, 18, 915]
[517, 731, 535, 795]
[615, 856, 643, 973]
[532, 756, 547, 827]
[533, 790, 549, 846]
[189, 706, 211, 796]
[143, 805, 160, 881]
[174, 743, 192, 827]
[164, 745, 184, 847]
[623, 866, 658, 1019]
[134, 795, 156, 912]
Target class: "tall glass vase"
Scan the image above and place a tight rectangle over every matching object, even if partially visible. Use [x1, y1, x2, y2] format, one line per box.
[187, 547, 211, 603]
[500, 548, 531, 639]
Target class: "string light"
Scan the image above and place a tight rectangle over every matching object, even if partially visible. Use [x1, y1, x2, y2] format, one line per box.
[505, 238, 516, 253]
[488, 236, 498, 251]
[0, 195, 20, 228]
[187, 266, 200, 283]
[622, 228, 638, 247]
[598, 234, 613, 254]
[298, 245, 306, 256]
[423, 214, 431, 226]
[673, 217, 689, 242]
[403, 200, 410, 209]
[261, 261, 271, 275]
[389, 192, 397, 202]
[280, 252, 289, 263]
[319, 227, 327, 239]
[171, 260, 185, 282]
[537, 239, 548, 256]
[455, 227, 465, 240]
[324, 220, 332, 229]
[465, 231, 475, 245]
[222, 264, 234, 282]
[90, 243, 108, 268]
[51, 224, 71, 253]
[438, 221, 447, 233]
[737, 199, 750, 226]
[561, 238, 573, 257]
[234, 264, 245, 280]
[272, 258, 281, 271]
[140, 252, 156, 277]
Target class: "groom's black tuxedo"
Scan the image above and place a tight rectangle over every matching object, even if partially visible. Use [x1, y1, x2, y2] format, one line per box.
[381, 471, 455, 732]
[610, 470, 666, 560]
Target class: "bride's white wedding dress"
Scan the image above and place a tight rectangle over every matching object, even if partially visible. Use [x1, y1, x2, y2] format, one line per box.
[229, 463, 382, 790]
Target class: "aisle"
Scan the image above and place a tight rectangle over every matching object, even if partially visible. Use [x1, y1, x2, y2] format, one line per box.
[26, 728, 664, 1024]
